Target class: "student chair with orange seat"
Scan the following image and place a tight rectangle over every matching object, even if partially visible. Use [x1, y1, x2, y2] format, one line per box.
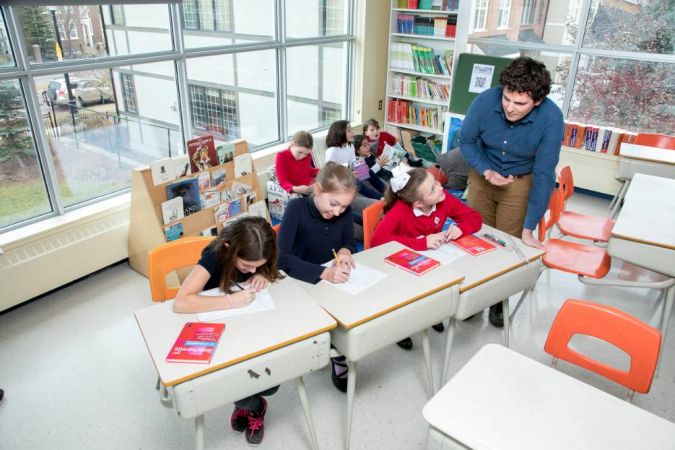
[556, 165, 615, 243]
[545, 299, 662, 401]
[362, 199, 385, 250]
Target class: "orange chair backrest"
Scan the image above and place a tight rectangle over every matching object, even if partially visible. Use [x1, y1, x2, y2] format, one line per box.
[272, 223, 280, 237]
[544, 299, 661, 394]
[363, 199, 385, 250]
[635, 133, 675, 150]
[147, 236, 213, 302]
[537, 187, 563, 242]
[557, 165, 574, 204]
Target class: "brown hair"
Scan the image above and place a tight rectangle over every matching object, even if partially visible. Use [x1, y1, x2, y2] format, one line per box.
[325, 120, 350, 147]
[499, 56, 551, 103]
[315, 161, 357, 194]
[363, 119, 380, 133]
[291, 130, 313, 149]
[210, 216, 283, 292]
[383, 168, 430, 213]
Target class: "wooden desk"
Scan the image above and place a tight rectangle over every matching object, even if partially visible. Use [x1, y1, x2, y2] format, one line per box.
[424, 344, 675, 450]
[298, 241, 464, 449]
[135, 277, 336, 450]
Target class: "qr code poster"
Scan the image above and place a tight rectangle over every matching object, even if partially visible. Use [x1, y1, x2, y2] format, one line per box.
[468, 64, 495, 94]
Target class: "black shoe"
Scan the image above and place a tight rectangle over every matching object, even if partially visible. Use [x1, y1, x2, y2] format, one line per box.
[330, 356, 348, 393]
[396, 337, 413, 350]
[431, 322, 445, 333]
[489, 303, 504, 328]
[408, 158, 424, 167]
[245, 398, 267, 446]
[230, 406, 249, 432]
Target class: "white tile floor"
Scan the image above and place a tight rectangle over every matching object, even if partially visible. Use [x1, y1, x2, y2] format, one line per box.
[0, 193, 673, 450]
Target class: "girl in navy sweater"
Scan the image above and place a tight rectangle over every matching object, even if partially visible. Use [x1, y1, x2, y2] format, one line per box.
[278, 162, 357, 392]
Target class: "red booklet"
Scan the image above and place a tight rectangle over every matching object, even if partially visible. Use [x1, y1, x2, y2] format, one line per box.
[452, 234, 496, 256]
[166, 322, 225, 364]
[187, 135, 219, 173]
[384, 248, 440, 276]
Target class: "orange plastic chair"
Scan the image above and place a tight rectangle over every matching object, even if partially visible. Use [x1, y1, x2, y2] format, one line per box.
[272, 223, 281, 237]
[147, 236, 213, 302]
[556, 165, 615, 242]
[545, 299, 661, 398]
[362, 199, 385, 249]
[634, 133, 675, 150]
[539, 188, 611, 278]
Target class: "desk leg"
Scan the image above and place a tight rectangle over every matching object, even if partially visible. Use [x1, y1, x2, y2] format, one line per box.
[422, 329, 435, 396]
[441, 318, 456, 387]
[194, 415, 204, 450]
[502, 298, 510, 348]
[295, 377, 319, 450]
[345, 360, 357, 450]
[657, 285, 674, 375]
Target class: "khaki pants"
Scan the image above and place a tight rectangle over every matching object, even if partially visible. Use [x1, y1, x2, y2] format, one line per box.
[467, 170, 532, 237]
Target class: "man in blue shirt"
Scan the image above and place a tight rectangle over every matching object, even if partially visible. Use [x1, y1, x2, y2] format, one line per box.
[460, 57, 564, 327]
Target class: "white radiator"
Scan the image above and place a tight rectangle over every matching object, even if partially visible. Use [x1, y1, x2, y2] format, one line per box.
[0, 199, 130, 312]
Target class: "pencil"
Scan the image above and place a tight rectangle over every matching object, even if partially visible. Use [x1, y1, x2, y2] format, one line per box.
[332, 248, 341, 268]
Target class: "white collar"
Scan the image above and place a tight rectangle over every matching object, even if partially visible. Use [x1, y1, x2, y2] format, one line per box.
[412, 203, 436, 217]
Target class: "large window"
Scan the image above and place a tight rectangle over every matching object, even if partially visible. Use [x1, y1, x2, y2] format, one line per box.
[0, 2, 354, 231]
[467, 0, 674, 135]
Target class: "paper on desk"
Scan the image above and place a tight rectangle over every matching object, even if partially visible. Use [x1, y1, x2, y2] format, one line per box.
[420, 243, 466, 265]
[321, 261, 387, 295]
[196, 287, 275, 321]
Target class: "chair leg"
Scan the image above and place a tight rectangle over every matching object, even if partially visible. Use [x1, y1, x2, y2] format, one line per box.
[657, 286, 674, 374]
[502, 298, 511, 348]
[441, 318, 456, 387]
[295, 376, 319, 450]
[194, 415, 204, 450]
[422, 329, 435, 397]
[345, 360, 357, 450]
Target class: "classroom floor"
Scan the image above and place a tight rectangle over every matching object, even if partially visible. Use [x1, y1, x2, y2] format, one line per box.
[1, 193, 673, 450]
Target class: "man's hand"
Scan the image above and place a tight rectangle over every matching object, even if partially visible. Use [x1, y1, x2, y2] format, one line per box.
[521, 229, 545, 249]
[483, 169, 514, 186]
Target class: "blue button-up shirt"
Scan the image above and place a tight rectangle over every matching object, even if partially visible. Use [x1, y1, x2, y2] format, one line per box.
[459, 86, 564, 230]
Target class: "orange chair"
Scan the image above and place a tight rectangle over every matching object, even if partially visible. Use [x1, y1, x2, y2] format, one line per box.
[362, 199, 385, 250]
[545, 299, 661, 399]
[556, 165, 615, 242]
[634, 133, 675, 149]
[147, 236, 213, 302]
[272, 223, 281, 237]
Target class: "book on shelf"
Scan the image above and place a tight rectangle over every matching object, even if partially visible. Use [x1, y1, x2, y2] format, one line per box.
[161, 197, 184, 225]
[387, 98, 444, 130]
[200, 189, 221, 209]
[390, 43, 447, 76]
[163, 223, 184, 242]
[215, 142, 235, 164]
[165, 322, 225, 364]
[433, 17, 447, 36]
[562, 121, 637, 155]
[197, 172, 211, 193]
[150, 155, 192, 186]
[385, 248, 440, 276]
[451, 234, 496, 256]
[166, 178, 202, 217]
[390, 73, 450, 101]
[234, 153, 253, 177]
[187, 135, 219, 173]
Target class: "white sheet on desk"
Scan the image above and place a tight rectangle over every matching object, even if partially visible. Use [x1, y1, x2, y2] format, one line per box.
[320, 261, 387, 295]
[196, 287, 275, 321]
[420, 243, 466, 265]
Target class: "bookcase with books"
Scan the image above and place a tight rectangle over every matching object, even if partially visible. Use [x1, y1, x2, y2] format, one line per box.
[385, 0, 468, 139]
[128, 138, 269, 277]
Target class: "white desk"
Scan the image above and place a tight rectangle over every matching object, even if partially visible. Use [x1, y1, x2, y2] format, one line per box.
[298, 241, 464, 449]
[135, 277, 336, 450]
[424, 344, 675, 450]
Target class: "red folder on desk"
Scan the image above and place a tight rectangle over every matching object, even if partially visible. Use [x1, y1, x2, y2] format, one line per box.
[452, 234, 496, 256]
[385, 248, 440, 276]
[166, 322, 225, 364]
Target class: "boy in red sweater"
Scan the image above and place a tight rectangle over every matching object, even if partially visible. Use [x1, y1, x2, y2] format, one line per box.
[274, 131, 319, 194]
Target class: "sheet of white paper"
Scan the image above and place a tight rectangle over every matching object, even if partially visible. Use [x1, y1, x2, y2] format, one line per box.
[320, 262, 388, 295]
[420, 243, 466, 265]
[468, 63, 495, 94]
[196, 287, 275, 321]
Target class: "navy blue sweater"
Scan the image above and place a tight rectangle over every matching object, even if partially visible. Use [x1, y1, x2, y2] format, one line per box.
[278, 196, 356, 284]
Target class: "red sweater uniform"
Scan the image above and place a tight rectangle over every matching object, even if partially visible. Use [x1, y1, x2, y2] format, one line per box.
[371, 196, 482, 251]
[275, 148, 319, 193]
[369, 131, 397, 157]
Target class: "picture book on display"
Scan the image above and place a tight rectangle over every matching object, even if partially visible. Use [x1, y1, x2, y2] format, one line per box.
[166, 322, 225, 364]
[187, 135, 219, 173]
[150, 155, 192, 186]
[452, 234, 496, 256]
[234, 154, 253, 177]
[216, 142, 235, 164]
[161, 197, 184, 225]
[166, 178, 202, 216]
[385, 248, 440, 276]
[164, 223, 184, 241]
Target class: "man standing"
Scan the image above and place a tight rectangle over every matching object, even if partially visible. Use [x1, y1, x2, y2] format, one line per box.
[459, 56, 564, 327]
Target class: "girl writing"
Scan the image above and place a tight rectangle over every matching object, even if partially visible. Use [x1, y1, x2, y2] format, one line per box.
[174, 216, 283, 446]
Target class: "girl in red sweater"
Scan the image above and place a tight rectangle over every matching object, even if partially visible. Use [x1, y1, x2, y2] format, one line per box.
[274, 130, 319, 194]
[371, 165, 482, 350]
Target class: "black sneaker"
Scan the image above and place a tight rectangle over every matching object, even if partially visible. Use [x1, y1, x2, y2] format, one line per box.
[396, 337, 413, 350]
[431, 322, 445, 333]
[489, 303, 504, 328]
[230, 406, 248, 432]
[408, 158, 424, 167]
[330, 356, 348, 393]
[245, 398, 267, 446]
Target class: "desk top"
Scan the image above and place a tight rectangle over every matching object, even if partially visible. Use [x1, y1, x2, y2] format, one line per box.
[424, 344, 675, 450]
[449, 225, 545, 293]
[135, 277, 337, 387]
[620, 143, 675, 165]
[612, 173, 675, 250]
[298, 241, 464, 329]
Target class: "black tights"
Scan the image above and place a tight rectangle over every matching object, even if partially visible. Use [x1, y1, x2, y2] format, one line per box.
[234, 385, 279, 411]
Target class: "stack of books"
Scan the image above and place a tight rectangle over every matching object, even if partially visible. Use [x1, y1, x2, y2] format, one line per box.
[390, 43, 452, 76]
[390, 73, 450, 101]
[387, 99, 445, 130]
[562, 122, 638, 155]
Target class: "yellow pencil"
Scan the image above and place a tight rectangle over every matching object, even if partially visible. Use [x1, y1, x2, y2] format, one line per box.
[332, 248, 341, 268]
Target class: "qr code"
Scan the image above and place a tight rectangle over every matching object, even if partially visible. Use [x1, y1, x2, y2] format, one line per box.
[475, 76, 486, 88]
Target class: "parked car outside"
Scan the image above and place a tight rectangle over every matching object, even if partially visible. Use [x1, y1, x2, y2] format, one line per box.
[46, 78, 113, 107]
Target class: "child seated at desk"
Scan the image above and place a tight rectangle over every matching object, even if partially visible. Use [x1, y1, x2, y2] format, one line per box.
[275, 130, 318, 195]
[371, 165, 483, 350]
[277, 162, 357, 393]
[174, 216, 284, 446]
